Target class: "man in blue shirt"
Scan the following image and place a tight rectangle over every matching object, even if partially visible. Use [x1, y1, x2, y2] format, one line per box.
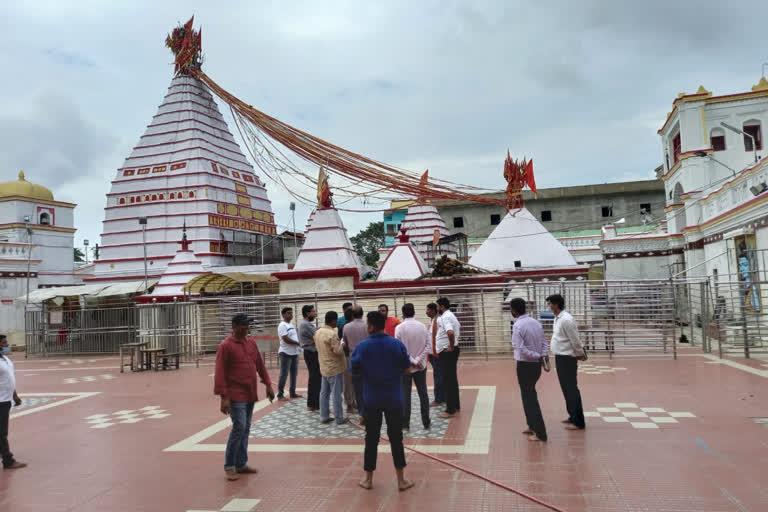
[350, 311, 414, 492]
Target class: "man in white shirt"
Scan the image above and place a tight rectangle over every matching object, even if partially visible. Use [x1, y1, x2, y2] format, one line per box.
[435, 297, 461, 419]
[277, 308, 302, 401]
[394, 303, 431, 430]
[1, 334, 25, 469]
[547, 294, 586, 430]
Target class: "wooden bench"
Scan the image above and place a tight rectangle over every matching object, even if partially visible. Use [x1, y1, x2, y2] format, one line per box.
[139, 348, 166, 371]
[154, 352, 181, 371]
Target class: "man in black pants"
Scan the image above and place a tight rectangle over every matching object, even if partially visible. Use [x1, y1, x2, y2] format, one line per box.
[547, 294, 586, 430]
[509, 299, 549, 442]
[435, 297, 461, 419]
[1, 334, 26, 470]
[350, 311, 414, 492]
[299, 305, 321, 412]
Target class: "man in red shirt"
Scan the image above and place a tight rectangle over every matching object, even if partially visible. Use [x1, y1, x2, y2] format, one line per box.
[214, 314, 275, 481]
[378, 304, 401, 337]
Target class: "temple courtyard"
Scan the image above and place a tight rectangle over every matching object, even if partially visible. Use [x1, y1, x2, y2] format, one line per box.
[1, 350, 767, 512]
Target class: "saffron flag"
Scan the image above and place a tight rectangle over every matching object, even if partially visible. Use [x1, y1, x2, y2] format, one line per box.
[525, 159, 537, 195]
[317, 167, 332, 208]
[433, 229, 441, 247]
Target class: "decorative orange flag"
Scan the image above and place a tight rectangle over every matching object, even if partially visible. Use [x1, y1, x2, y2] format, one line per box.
[317, 167, 333, 208]
[525, 159, 537, 195]
[433, 229, 441, 247]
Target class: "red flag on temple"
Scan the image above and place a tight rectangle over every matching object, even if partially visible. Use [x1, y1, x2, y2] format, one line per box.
[525, 158, 537, 195]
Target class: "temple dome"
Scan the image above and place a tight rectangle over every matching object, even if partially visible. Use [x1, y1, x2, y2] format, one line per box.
[0, 171, 54, 201]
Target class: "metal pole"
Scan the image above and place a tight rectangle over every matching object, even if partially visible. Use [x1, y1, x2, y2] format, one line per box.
[139, 218, 149, 291]
[687, 281, 695, 346]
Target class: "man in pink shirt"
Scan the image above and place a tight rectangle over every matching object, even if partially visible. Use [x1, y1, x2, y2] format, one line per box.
[394, 303, 431, 430]
[214, 314, 275, 480]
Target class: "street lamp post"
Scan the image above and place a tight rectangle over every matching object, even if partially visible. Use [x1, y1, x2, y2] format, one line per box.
[290, 202, 297, 263]
[721, 122, 759, 163]
[83, 239, 89, 265]
[138, 217, 148, 290]
[23, 215, 32, 358]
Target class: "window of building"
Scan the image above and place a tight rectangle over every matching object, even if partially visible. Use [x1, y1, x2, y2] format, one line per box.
[743, 120, 762, 151]
[39, 212, 51, 225]
[710, 127, 726, 151]
[672, 132, 682, 164]
[640, 203, 652, 214]
[541, 210, 552, 222]
[601, 206, 612, 217]
[453, 217, 464, 228]
[490, 214, 501, 225]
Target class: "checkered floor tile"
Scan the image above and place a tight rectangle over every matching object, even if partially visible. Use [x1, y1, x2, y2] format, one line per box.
[584, 403, 696, 429]
[249, 394, 449, 440]
[187, 497, 261, 512]
[578, 363, 627, 375]
[63, 374, 116, 384]
[85, 406, 170, 429]
[12, 397, 56, 411]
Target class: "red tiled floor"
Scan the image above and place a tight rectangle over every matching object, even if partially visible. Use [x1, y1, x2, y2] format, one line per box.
[1, 352, 767, 511]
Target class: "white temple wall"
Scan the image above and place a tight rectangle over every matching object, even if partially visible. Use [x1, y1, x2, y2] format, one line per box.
[604, 254, 681, 281]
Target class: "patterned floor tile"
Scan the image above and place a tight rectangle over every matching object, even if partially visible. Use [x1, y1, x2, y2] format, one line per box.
[249, 393, 449, 440]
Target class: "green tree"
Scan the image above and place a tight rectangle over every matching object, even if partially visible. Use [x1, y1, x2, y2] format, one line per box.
[74, 248, 85, 262]
[350, 221, 384, 267]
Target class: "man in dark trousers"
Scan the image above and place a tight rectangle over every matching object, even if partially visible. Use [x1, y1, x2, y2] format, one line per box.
[299, 305, 321, 412]
[547, 294, 586, 431]
[509, 298, 549, 442]
[425, 303, 444, 407]
[435, 297, 461, 418]
[351, 311, 414, 492]
[1, 334, 25, 470]
[214, 314, 275, 480]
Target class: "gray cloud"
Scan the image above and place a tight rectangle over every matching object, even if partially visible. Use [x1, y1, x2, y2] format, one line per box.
[2, 0, 768, 244]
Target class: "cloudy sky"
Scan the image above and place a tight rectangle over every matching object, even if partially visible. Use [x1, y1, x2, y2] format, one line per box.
[2, 1, 768, 255]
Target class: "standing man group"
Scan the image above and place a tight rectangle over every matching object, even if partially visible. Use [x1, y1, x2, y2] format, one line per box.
[435, 297, 461, 419]
[547, 294, 586, 431]
[394, 303, 431, 431]
[299, 305, 321, 413]
[1, 334, 25, 471]
[214, 314, 275, 480]
[277, 308, 302, 402]
[508, 294, 588, 440]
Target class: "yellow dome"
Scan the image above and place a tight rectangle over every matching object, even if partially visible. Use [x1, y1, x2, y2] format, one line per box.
[0, 171, 54, 201]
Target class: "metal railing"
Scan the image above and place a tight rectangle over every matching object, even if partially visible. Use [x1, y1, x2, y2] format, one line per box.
[24, 279, 689, 361]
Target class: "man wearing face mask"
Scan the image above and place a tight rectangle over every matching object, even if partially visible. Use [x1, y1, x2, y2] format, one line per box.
[0, 334, 25, 470]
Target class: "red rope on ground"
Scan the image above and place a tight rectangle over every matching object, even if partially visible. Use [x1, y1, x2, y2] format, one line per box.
[348, 420, 569, 512]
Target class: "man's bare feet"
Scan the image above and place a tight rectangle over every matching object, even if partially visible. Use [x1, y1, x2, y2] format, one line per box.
[564, 424, 584, 430]
[225, 469, 240, 481]
[237, 465, 258, 474]
[561, 418, 572, 424]
[398, 479, 415, 492]
[521, 429, 533, 435]
[528, 434, 545, 442]
[359, 479, 373, 490]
